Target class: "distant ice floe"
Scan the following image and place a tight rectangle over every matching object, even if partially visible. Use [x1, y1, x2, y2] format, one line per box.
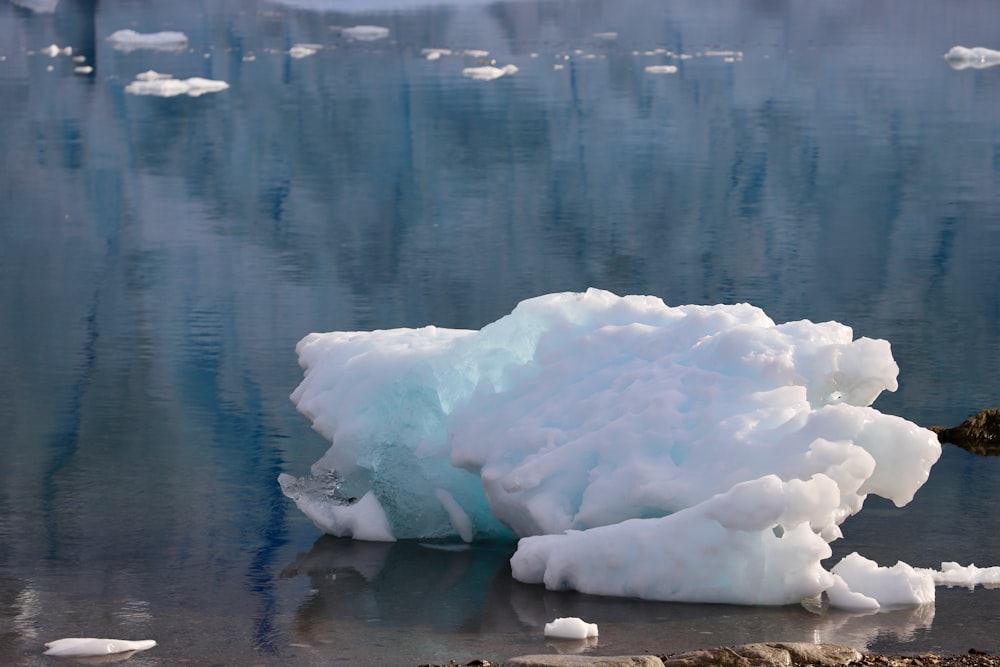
[39, 44, 73, 58]
[338, 25, 390, 41]
[44, 638, 156, 657]
[462, 64, 517, 80]
[106, 29, 189, 53]
[944, 45, 1000, 70]
[645, 64, 678, 74]
[289, 43, 322, 59]
[124, 70, 229, 97]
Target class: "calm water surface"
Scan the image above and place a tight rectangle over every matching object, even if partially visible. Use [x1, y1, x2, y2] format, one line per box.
[1, 0, 999, 664]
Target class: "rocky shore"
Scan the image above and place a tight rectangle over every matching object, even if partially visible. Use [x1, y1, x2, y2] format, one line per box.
[420, 643, 999, 667]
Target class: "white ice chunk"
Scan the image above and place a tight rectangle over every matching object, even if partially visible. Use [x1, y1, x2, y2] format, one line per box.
[544, 617, 598, 640]
[340, 25, 390, 41]
[285, 289, 946, 605]
[423, 48, 452, 60]
[279, 473, 395, 542]
[944, 46, 1000, 70]
[135, 70, 173, 81]
[290, 44, 321, 59]
[645, 65, 678, 74]
[831, 553, 935, 608]
[929, 562, 1000, 589]
[183, 78, 231, 97]
[44, 638, 156, 657]
[825, 574, 881, 612]
[462, 64, 518, 80]
[106, 29, 189, 53]
[125, 73, 229, 97]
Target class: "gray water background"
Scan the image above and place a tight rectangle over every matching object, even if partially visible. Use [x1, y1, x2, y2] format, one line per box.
[1, 0, 999, 664]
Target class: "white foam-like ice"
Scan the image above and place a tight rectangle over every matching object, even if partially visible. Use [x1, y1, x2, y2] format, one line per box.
[282, 289, 959, 608]
[106, 29, 189, 53]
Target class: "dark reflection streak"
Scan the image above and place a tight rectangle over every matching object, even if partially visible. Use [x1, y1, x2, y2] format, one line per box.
[241, 373, 289, 655]
[41, 296, 100, 560]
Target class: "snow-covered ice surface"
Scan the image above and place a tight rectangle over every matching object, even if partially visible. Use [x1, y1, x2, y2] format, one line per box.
[284, 289, 997, 609]
[106, 29, 189, 53]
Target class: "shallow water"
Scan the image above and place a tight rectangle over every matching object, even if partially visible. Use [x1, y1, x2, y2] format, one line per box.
[2, 0, 1000, 664]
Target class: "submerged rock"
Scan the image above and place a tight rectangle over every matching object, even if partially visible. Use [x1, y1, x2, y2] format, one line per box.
[931, 409, 1000, 456]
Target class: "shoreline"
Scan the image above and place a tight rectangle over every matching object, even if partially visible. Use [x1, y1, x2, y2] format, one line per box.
[418, 643, 1000, 667]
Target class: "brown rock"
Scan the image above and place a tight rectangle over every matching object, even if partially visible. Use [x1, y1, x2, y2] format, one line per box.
[660, 642, 861, 667]
[930, 409, 1000, 455]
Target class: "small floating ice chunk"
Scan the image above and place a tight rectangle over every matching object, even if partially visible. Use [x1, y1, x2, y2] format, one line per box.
[830, 552, 935, 608]
[645, 64, 678, 74]
[340, 25, 389, 41]
[136, 70, 172, 81]
[593, 32, 618, 41]
[930, 562, 1000, 589]
[289, 44, 321, 59]
[944, 45, 1000, 70]
[184, 77, 231, 96]
[462, 64, 518, 80]
[106, 29, 189, 53]
[704, 49, 743, 59]
[422, 48, 452, 61]
[44, 638, 156, 657]
[125, 71, 229, 97]
[463, 49, 490, 59]
[544, 617, 599, 640]
[74, 66, 94, 75]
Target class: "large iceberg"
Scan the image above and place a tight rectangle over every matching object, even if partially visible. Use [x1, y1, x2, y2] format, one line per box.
[281, 289, 948, 607]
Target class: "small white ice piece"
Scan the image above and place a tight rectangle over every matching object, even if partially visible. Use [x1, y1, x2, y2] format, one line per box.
[944, 45, 1000, 70]
[289, 44, 321, 59]
[43, 638, 156, 657]
[106, 29, 189, 53]
[462, 64, 518, 80]
[125, 72, 229, 97]
[645, 65, 678, 74]
[544, 617, 599, 640]
[340, 25, 389, 41]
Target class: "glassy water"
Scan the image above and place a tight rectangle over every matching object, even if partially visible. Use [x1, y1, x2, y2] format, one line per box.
[1, 0, 999, 664]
